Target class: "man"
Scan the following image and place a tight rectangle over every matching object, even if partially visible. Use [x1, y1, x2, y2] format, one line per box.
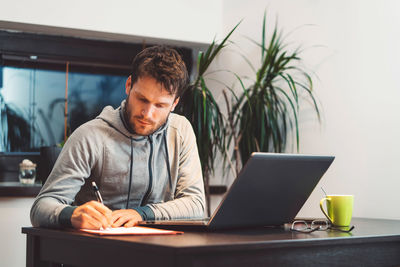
[31, 46, 205, 229]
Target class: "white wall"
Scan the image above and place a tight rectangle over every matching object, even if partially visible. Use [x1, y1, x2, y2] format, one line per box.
[0, 0, 222, 45]
[220, 0, 400, 220]
[0, 197, 35, 267]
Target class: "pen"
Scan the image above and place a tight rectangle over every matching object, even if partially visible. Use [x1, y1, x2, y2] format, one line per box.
[92, 181, 104, 204]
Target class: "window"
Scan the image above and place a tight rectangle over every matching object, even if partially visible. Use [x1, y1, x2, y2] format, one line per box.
[0, 65, 126, 151]
[0, 29, 193, 152]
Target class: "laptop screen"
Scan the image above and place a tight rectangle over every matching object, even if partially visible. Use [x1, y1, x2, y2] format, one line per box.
[208, 153, 334, 229]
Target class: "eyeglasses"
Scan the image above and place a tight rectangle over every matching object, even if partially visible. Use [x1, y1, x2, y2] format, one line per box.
[290, 220, 355, 233]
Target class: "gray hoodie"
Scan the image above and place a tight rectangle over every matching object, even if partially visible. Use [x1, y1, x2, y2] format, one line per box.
[30, 100, 205, 228]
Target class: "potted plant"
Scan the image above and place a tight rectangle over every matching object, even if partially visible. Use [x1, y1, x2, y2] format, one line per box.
[176, 22, 240, 216]
[224, 11, 321, 176]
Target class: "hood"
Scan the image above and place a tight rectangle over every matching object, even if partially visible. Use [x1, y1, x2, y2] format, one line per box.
[96, 100, 169, 140]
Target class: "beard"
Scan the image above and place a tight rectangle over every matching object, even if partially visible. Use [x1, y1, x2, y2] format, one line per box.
[124, 101, 169, 136]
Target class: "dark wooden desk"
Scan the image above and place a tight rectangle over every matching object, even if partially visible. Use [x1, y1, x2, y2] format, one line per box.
[22, 218, 400, 267]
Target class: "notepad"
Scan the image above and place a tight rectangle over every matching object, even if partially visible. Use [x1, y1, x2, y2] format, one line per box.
[81, 226, 183, 236]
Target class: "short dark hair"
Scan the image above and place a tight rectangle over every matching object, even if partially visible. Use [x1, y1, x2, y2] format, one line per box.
[130, 46, 189, 98]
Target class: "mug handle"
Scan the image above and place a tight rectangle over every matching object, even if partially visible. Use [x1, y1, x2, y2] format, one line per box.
[319, 198, 333, 224]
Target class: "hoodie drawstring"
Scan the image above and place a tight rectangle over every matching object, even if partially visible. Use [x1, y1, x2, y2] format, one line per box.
[126, 138, 134, 209]
[163, 131, 173, 190]
[126, 132, 171, 208]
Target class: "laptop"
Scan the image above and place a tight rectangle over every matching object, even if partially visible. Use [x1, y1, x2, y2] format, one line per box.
[139, 152, 335, 231]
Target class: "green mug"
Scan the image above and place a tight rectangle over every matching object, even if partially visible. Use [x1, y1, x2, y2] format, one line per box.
[319, 195, 354, 226]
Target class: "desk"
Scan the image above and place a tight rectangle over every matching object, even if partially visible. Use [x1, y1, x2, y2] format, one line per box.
[22, 218, 400, 267]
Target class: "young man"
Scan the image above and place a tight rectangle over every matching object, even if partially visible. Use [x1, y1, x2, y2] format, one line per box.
[30, 46, 205, 229]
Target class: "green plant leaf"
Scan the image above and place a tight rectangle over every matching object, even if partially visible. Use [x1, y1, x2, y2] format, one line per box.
[224, 10, 320, 166]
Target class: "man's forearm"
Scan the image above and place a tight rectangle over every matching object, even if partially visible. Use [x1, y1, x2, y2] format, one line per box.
[30, 197, 72, 228]
[148, 194, 205, 220]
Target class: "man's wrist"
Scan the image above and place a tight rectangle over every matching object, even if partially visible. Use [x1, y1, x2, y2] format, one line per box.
[59, 206, 78, 228]
[133, 206, 155, 221]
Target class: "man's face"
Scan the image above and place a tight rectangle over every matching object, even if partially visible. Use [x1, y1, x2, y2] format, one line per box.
[124, 75, 179, 136]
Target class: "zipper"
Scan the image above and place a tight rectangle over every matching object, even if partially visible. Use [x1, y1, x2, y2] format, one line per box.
[141, 135, 153, 206]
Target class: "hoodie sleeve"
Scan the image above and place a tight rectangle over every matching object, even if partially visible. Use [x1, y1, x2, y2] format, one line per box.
[147, 117, 206, 220]
[30, 124, 100, 228]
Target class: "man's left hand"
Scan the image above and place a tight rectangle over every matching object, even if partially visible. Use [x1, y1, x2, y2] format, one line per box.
[111, 209, 143, 227]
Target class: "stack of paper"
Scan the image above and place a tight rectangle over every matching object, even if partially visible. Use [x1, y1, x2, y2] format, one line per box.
[81, 226, 183, 236]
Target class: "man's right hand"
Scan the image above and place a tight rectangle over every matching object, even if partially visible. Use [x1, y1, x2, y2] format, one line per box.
[71, 201, 112, 230]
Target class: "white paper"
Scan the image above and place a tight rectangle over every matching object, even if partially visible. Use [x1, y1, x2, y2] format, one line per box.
[81, 226, 182, 235]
